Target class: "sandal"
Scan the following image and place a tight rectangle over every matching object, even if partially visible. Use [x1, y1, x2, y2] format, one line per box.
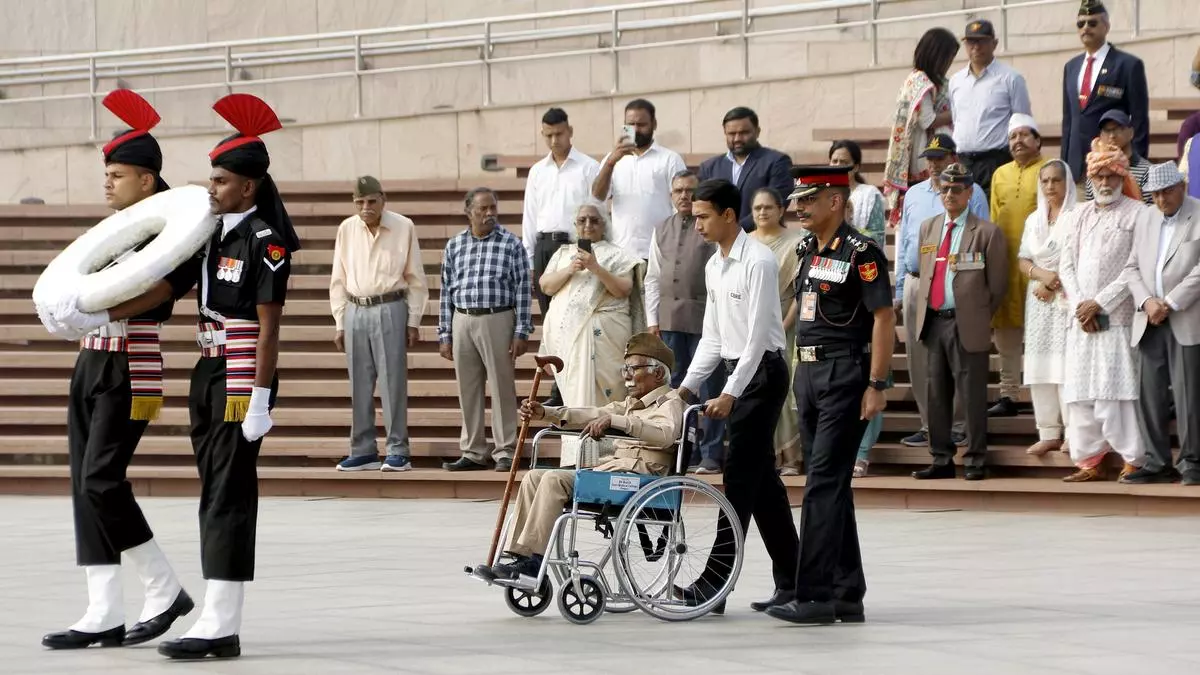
[853, 460, 869, 478]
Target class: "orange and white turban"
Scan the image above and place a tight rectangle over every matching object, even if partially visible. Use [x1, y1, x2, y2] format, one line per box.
[1085, 137, 1140, 200]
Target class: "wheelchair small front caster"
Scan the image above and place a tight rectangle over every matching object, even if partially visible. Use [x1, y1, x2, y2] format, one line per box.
[505, 577, 552, 617]
[558, 575, 605, 624]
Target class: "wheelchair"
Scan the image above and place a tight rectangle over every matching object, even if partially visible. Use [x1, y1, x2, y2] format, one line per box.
[469, 404, 744, 624]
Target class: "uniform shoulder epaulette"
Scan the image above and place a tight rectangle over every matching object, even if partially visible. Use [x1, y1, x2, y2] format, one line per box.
[796, 234, 817, 257]
[845, 231, 876, 253]
[247, 217, 274, 241]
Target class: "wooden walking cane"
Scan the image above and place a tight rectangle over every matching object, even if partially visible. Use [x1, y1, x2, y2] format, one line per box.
[484, 353, 564, 567]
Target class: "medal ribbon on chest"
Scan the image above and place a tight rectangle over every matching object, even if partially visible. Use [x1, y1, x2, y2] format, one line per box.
[216, 256, 244, 283]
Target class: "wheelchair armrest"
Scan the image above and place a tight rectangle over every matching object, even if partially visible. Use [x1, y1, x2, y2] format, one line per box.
[528, 426, 635, 465]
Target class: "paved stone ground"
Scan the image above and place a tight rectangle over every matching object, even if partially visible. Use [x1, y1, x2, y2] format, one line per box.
[3, 496, 1199, 675]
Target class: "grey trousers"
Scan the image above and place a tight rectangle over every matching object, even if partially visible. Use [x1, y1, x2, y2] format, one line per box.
[922, 315, 990, 468]
[903, 275, 965, 434]
[452, 310, 518, 463]
[346, 300, 411, 459]
[1136, 322, 1200, 474]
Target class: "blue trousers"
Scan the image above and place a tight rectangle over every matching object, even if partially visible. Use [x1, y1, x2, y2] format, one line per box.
[660, 330, 726, 465]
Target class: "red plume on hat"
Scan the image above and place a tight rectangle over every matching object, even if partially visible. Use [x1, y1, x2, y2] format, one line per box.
[101, 89, 162, 156]
[208, 93, 283, 161]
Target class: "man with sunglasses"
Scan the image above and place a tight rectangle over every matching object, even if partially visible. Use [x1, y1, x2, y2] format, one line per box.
[1061, 0, 1149, 183]
[912, 164, 1009, 481]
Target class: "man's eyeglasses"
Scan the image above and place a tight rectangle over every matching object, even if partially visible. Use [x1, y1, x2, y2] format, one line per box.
[939, 185, 968, 195]
[620, 364, 655, 375]
[1076, 19, 1099, 29]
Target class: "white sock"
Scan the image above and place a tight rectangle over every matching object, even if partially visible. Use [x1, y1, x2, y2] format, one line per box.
[68, 565, 124, 633]
[123, 539, 184, 623]
[181, 580, 243, 640]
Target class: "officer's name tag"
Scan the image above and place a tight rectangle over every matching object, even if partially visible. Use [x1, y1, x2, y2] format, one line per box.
[609, 475, 640, 492]
[954, 252, 986, 271]
[808, 256, 850, 283]
[729, 290, 743, 301]
[799, 291, 817, 322]
[920, 244, 937, 255]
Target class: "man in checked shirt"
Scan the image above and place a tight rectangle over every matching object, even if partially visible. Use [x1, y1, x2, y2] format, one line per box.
[440, 187, 534, 472]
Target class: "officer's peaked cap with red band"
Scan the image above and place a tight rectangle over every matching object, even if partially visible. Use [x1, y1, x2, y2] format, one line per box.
[787, 164, 853, 200]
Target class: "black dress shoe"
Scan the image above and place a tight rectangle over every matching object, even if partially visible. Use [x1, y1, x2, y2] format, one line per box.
[495, 458, 513, 472]
[750, 588, 795, 612]
[964, 466, 986, 481]
[42, 625, 125, 649]
[442, 457, 488, 472]
[912, 463, 955, 480]
[1182, 472, 1200, 487]
[674, 583, 726, 614]
[1119, 466, 1182, 484]
[833, 599, 866, 623]
[157, 635, 240, 660]
[123, 590, 195, 646]
[987, 396, 1019, 417]
[765, 599, 836, 625]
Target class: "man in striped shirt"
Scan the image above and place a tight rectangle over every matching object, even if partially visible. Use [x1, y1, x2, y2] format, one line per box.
[439, 187, 534, 472]
[1084, 110, 1153, 204]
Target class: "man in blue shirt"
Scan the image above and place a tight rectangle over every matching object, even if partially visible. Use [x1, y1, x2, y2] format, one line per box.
[894, 134, 988, 447]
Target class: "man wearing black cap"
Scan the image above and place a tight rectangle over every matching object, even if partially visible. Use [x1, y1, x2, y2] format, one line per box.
[1084, 109, 1153, 204]
[43, 90, 198, 651]
[157, 94, 300, 661]
[912, 163, 1008, 482]
[948, 19, 1032, 197]
[1062, 0, 1149, 181]
[765, 166, 894, 625]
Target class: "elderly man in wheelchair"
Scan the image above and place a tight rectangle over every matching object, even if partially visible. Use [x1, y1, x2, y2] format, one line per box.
[478, 332, 685, 582]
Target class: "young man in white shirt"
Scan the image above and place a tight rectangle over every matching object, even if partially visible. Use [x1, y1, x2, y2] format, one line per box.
[592, 98, 687, 260]
[673, 179, 799, 613]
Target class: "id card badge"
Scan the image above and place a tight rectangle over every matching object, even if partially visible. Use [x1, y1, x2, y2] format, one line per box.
[799, 292, 817, 322]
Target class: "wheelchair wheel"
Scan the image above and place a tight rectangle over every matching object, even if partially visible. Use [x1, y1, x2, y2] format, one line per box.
[611, 476, 744, 622]
[557, 575, 606, 625]
[504, 577, 552, 618]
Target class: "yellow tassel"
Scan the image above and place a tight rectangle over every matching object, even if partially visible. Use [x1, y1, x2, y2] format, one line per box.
[129, 397, 163, 422]
[224, 396, 251, 423]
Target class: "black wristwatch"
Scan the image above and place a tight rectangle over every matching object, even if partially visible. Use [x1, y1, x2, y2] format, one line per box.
[868, 378, 890, 391]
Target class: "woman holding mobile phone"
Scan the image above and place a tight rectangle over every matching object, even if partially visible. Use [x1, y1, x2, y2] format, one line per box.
[538, 200, 646, 466]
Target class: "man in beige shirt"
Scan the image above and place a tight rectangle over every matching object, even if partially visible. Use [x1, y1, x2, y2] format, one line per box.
[330, 176, 429, 472]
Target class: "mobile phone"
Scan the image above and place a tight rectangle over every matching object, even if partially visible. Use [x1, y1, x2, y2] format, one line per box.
[621, 124, 635, 143]
[577, 238, 593, 253]
[1095, 313, 1110, 331]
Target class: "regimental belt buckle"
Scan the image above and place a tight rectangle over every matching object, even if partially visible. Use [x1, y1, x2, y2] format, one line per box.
[197, 331, 216, 348]
[799, 346, 818, 363]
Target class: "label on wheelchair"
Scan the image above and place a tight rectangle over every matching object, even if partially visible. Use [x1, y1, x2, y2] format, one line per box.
[609, 475, 641, 492]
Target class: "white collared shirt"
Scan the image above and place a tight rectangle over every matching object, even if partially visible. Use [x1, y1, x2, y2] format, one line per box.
[1077, 42, 1111, 100]
[201, 206, 258, 320]
[601, 142, 687, 259]
[948, 59, 1032, 152]
[520, 146, 601, 262]
[680, 230, 786, 399]
[1155, 210, 1179, 308]
[724, 150, 747, 185]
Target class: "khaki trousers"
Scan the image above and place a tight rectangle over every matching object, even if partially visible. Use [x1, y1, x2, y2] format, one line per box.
[452, 310, 518, 463]
[992, 327, 1024, 400]
[506, 469, 575, 556]
[903, 275, 964, 433]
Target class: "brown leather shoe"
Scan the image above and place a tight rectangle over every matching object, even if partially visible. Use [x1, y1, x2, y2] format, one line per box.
[1119, 462, 1138, 479]
[1026, 440, 1062, 456]
[1063, 466, 1106, 482]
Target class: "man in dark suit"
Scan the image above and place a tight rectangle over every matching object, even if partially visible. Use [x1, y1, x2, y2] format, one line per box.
[1061, 0, 1149, 181]
[697, 107, 794, 232]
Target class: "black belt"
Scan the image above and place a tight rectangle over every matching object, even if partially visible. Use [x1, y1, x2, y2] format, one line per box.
[795, 343, 870, 363]
[722, 349, 783, 374]
[958, 147, 1010, 159]
[537, 232, 571, 243]
[907, 271, 919, 279]
[349, 290, 406, 307]
[928, 308, 956, 319]
[455, 306, 513, 316]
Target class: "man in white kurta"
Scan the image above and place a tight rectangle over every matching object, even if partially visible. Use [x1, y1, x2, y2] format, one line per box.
[1058, 146, 1150, 482]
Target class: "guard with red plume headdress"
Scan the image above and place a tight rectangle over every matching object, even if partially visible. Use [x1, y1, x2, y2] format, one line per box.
[102, 89, 170, 193]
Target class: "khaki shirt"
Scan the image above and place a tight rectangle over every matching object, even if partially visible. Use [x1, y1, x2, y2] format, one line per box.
[542, 384, 685, 471]
[330, 210, 429, 330]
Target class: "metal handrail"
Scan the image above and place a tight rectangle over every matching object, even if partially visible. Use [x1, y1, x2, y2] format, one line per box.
[0, 0, 1129, 140]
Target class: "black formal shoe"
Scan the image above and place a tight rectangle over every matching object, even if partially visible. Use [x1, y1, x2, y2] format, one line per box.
[912, 463, 955, 480]
[1182, 472, 1200, 487]
[765, 599, 836, 625]
[750, 588, 795, 612]
[987, 396, 1019, 417]
[123, 590, 195, 646]
[1119, 467, 1181, 484]
[495, 458, 513, 472]
[833, 599, 866, 623]
[442, 457, 488, 472]
[157, 635, 240, 660]
[42, 625, 125, 649]
[964, 466, 986, 481]
[673, 583, 726, 615]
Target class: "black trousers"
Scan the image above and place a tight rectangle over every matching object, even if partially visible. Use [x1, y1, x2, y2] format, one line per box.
[923, 315, 989, 467]
[959, 147, 1012, 199]
[793, 349, 868, 603]
[1137, 322, 1200, 474]
[68, 350, 154, 565]
[699, 351, 798, 592]
[189, 356, 276, 581]
[532, 233, 568, 315]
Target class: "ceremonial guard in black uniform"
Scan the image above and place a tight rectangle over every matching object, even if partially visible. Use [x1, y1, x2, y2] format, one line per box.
[766, 166, 895, 625]
[43, 90, 197, 650]
[158, 94, 299, 661]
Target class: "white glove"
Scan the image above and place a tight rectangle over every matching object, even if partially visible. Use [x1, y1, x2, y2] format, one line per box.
[240, 386, 274, 442]
[51, 289, 110, 334]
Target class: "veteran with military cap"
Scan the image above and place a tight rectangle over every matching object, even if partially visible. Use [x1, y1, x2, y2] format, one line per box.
[912, 163, 1008, 482]
[330, 175, 430, 473]
[478, 332, 688, 581]
[764, 165, 895, 626]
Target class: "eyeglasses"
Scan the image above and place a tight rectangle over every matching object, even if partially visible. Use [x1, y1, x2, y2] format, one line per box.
[576, 216, 603, 225]
[620, 364, 655, 375]
[939, 185, 968, 195]
[1076, 19, 1099, 28]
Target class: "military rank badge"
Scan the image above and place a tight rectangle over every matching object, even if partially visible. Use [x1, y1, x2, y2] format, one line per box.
[265, 244, 287, 271]
[858, 261, 878, 282]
